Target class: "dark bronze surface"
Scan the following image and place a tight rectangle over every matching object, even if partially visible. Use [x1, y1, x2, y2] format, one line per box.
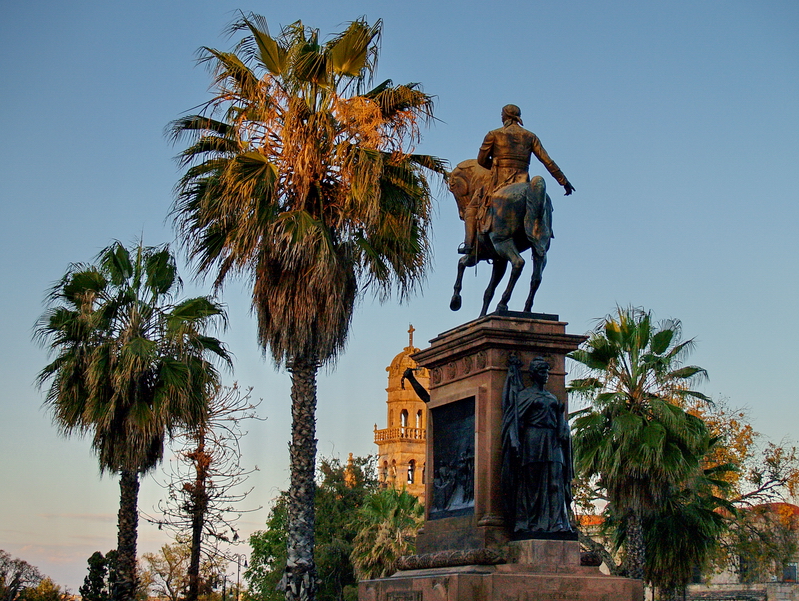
[430, 397, 475, 518]
[450, 105, 574, 316]
[501, 354, 574, 535]
[401, 367, 430, 404]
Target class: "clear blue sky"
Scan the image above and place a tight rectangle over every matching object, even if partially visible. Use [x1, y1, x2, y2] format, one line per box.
[1, 0, 797, 591]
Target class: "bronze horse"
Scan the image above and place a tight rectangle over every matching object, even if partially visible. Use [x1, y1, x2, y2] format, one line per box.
[449, 160, 554, 316]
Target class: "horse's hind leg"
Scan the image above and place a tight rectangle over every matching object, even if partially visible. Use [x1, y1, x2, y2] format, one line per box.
[523, 252, 548, 312]
[480, 260, 508, 316]
[491, 238, 525, 312]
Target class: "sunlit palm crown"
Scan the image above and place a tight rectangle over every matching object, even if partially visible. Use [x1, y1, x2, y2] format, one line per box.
[35, 242, 230, 474]
[170, 14, 445, 367]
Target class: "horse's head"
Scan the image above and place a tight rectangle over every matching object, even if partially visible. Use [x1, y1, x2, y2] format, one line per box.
[449, 159, 491, 220]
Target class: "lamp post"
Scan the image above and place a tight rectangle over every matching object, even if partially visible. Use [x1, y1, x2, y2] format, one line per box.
[233, 553, 248, 601]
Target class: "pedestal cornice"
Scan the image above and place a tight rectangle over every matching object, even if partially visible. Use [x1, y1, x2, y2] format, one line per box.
[412, 313, 586, 390]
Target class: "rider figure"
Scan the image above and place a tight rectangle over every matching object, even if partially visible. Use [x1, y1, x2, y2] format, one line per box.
[458, 104, 575, 255]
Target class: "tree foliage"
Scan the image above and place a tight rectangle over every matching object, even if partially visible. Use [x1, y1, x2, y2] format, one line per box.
[684, 399, 799, 582]
[35, 241, 231, 475]
[78, 551, 117, 601]
[684, 399, 799, 506]
[570, 308, 799, 597]
[728, 503, 799, 582]
[17, 579, 66, 601]
[246, 456, 380, 601]
[140, 542, 226, 601]
[171, 13, 443, 601]
[35, 241, 231, 601]
[170, 14, 444, 370]
[569, 306, 711, 581]
[350, 488, 423, 581]
[638, 448, 734, 599]
[0, 551, 43, 601]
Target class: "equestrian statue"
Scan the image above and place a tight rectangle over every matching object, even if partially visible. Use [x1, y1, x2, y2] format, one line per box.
[449, 104, 575, 316]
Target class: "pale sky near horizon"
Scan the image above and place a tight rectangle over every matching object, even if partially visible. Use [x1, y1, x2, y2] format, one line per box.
[1, 0, 797, 592]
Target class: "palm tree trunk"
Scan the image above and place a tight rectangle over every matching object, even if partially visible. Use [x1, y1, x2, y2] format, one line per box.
[114, 469, 140, 601]
[283, 357, 318, 601]
[623, 511, 646, 580]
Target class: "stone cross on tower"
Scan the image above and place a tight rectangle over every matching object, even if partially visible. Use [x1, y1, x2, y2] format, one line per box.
[408, 324, 415, 348]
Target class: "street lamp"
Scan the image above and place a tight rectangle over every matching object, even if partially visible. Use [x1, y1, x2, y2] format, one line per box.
[233, 553, 248, 601]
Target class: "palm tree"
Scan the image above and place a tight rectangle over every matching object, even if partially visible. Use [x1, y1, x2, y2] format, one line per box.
[641, 459, 734, 600]
[35, 242, 230, 601]
[569, 306, 711, 580]
[350, 488, 424, 581]
[169, 13, 443, 600]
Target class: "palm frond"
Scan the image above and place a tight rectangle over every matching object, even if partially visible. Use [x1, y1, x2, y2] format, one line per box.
[34, 242, 230, 475]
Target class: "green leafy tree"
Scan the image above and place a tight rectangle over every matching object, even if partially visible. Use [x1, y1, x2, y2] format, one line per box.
[575, 385, 799, 595]
[140, 542, 226, 601]
[248, 496, 288, 601]
[35, 242, 231, 601]
[730, 503, 799, 583]
[0, 551, 43, 601]
[350, 488, 423, 581]
[79, 551, 118, 601]
[18, 579, 66, 601]
[683, 399, 799, 582]
[247, 456, 379, 601]
[569, 306, 711, 580]
[170, 13, 444, 601]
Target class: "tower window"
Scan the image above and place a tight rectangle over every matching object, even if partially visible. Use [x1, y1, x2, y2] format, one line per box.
[408, 460, 416, 484]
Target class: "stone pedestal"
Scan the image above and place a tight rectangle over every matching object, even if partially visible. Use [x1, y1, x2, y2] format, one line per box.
[359, 548, 644, 600]
[358, 313, 643, 601]
[414, 312, 585, 553]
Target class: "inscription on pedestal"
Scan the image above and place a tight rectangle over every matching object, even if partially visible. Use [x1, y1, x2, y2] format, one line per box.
[430, 397, 475, 519]
[386, 593, 421, 601]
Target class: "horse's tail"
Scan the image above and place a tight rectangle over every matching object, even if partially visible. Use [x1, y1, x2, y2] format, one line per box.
[524, 175, 553, 257]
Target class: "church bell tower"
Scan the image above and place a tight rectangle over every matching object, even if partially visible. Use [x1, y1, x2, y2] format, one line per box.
[373, 325, 428, 501]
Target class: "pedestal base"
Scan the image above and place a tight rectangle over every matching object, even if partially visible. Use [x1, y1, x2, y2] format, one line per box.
[359, 541, 643, 601]
[360, 569, 642, 601]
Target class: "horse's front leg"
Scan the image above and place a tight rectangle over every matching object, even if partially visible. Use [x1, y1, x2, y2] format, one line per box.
[450, 255, 471, 311]
[491, 238, 525, 312]
[523, 252, 548, 312]
[480, 260, 508, 316]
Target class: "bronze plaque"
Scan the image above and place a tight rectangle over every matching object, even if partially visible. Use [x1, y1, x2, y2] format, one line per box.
[429, 396, 475, 519]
